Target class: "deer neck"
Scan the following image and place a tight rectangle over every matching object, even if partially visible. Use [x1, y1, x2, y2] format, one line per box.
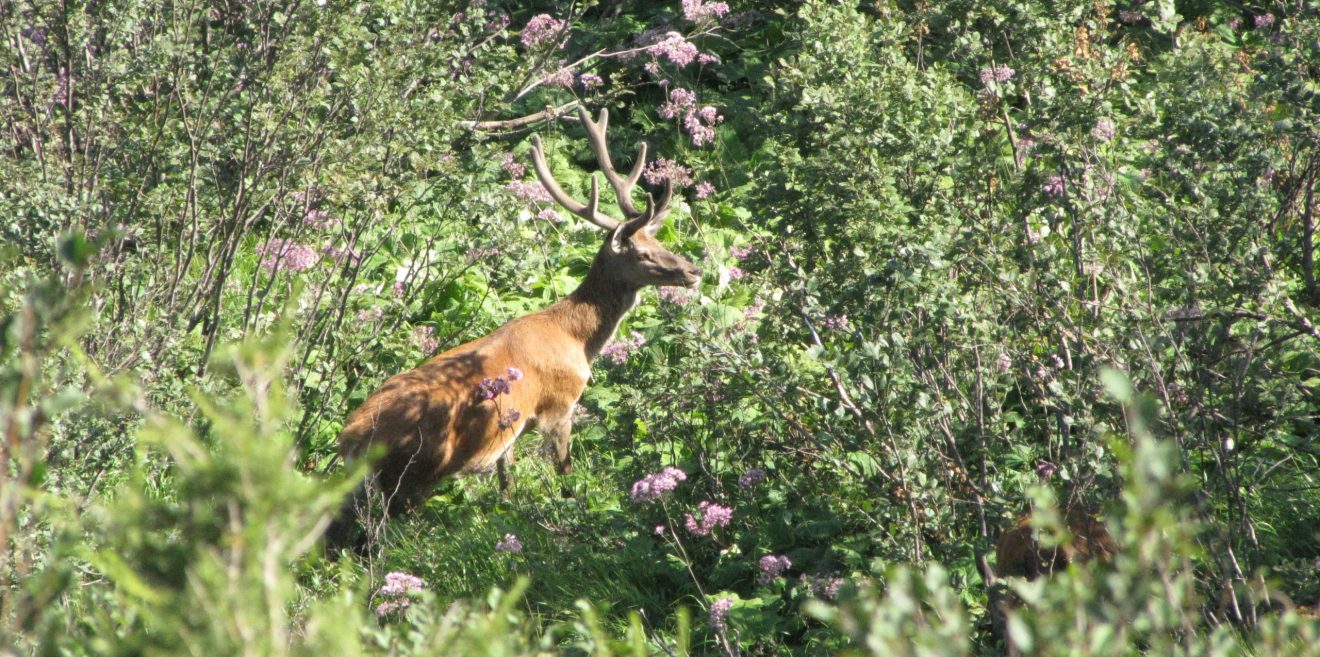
[559, 256, 640, 360]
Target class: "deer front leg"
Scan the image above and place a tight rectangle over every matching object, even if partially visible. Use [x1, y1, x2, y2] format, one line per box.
[545, 416, 574, 475]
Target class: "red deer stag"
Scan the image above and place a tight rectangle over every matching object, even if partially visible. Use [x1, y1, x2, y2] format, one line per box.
[326, 108, 702, 549]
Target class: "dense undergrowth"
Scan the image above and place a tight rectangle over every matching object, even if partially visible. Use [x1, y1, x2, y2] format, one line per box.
[3, 0, 1320, 654]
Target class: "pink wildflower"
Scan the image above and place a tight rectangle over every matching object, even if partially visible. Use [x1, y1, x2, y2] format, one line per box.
[499, 152, 526, 179]
[601, 331, 647, 364]
[654, 525, 667, 536]
[412, 325, 440, 354]
[374, 571, 426, 618]
[630, 467, 687, 502]
[578, 72, 603, 89]
[506, 180, 554, 203]
[695, 181, 716, 199]
[684, 501, 733, 537]
[543, 65, 575, 88]
[729, 246, 754, 260]
[659, 88, 697, 120]
[535, 208, 562, 222]
[495, 533, 524, 553]
[1254, 13, 1274, 29]
[643, 159, 694, 188]
[738, 467, 766, 488]
[820, 314, 848, 331]
[477, 376, 512, 400]
[658, 287, 694, 305]
[804, 574, 845, 600]
[1043, 175, 1067, 197]
[256, 239, 319, 273]
[506, 367, 524, 381]
[978, 64, 1015, 86]
[303, 208, 336, 229]
[520, 14, 565, 48]
[697, 53, 720, 66]
[757, 555, 792, 585]
[357, 307, 383, 322]
[648, 32, 699, 67]
[1091, 118, 1116, 141]
[709, 598, 733, 632]
[683, 0, 730, 22]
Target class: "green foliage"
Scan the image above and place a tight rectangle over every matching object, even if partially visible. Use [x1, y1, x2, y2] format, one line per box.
[4, 0, 1320, 654]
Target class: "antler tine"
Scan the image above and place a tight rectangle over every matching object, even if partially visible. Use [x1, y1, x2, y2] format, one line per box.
[529, 134, 620, 231]
[577, 107, 645, 218]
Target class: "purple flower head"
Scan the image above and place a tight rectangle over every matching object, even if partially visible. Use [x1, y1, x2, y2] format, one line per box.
[695, 181, 716, 199]
[506, 367, 524, 381]
[1043, 175, 1067, 197]
[638, 158, 691, 187]
[997, 352, 1013, 373]
[658, 287, 695, 305]
[654, 524, 667, 536]
[499, 408, 521, 430]
[630, 467, 687, 502]
[357, 307, 384, 322]
[709, 598, 733, 632]
[374, 571, 426, 617]
[820, 314, 848, 331]
[729, 246, 754, 261]
[412, 326, 439, 354]
[256, 239, 319, 273]
[499, 152, 527, 179]
[805, 575, 845, 600]
[303, 208, 337, 230]
[1036, 460, 1059, 479]
[738, 467, 767, 489]
[506, 180, 554, 204]
[520, 14, 566, 48]
[478, 376, 512, 400]
[979, 64, 1015, 87]
[1254, 13, 1275, 29]
[684, 501, 733, 537]
[648, 32, 699, 67]
[535, 208, 562, 222]
[601, 331, 647, 365]
[757, 555, 792, 585]
[578, 72, 603, 89]
[727, 266, 745, 280]
[1091, 118, 1116, 142]
[543, 65, 576, 89]
[495, 533, 524, 553]
[1228, 16, 1242, 30]
[697, 52, 720, 66]
[659, 87, 697, 120]
[683, 0, 731, 23]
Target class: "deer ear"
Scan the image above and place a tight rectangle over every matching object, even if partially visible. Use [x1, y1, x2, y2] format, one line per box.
[609, 223, 630, 253]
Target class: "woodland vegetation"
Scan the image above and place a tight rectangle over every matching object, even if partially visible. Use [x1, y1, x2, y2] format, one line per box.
[3, 0, 1320, 654]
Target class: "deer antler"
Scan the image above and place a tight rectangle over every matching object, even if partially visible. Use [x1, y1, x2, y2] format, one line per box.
[528, 108, 674, 233]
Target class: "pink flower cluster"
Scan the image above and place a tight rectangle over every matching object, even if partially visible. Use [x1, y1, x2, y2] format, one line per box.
[683, 0, 730, 23]
[303, 208, 337, 230]
[478, 367, 523, 400]
[543, 64, 575, 88]
[535, 208, 562, 222]
[257, 239, 319, 273]
[374, 571, 426, 617]
[730, 245, 754, 260]
[820, 314, 848, 331]
[578, 72, 604, 89]
[1091, 118, 1116, 142]
[658, 286, 694, 305]
[411, 325, 439, 354]
[738, 467, 766, 488]
[630, 467, 687, 502]
[757, 554, 792, 585]
[506, 180, 553, 203]
[642, 158, 694, 188]
[601, 331, 647, 364]
[520, 14, 565, 48]
[802, 574, 845, 600]
[709, 597, 733, 632]
[495, 533, 523, 553]
[979, 64, 1015, 86]
[357, 306, 383, 322]
[684, 501, 733, 536]
[500, 152, 526, 179]
[695, 181, 716, 199]
[648, 32, 699, 67]
[656, 88, 723, 147]
[1043, 175, 1067, 197]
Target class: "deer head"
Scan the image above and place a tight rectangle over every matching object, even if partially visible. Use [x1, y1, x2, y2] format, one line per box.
[530, 108, 702, 290]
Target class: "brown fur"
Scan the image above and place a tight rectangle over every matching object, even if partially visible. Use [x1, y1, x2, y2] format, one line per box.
[995, 513, 1116, 579]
